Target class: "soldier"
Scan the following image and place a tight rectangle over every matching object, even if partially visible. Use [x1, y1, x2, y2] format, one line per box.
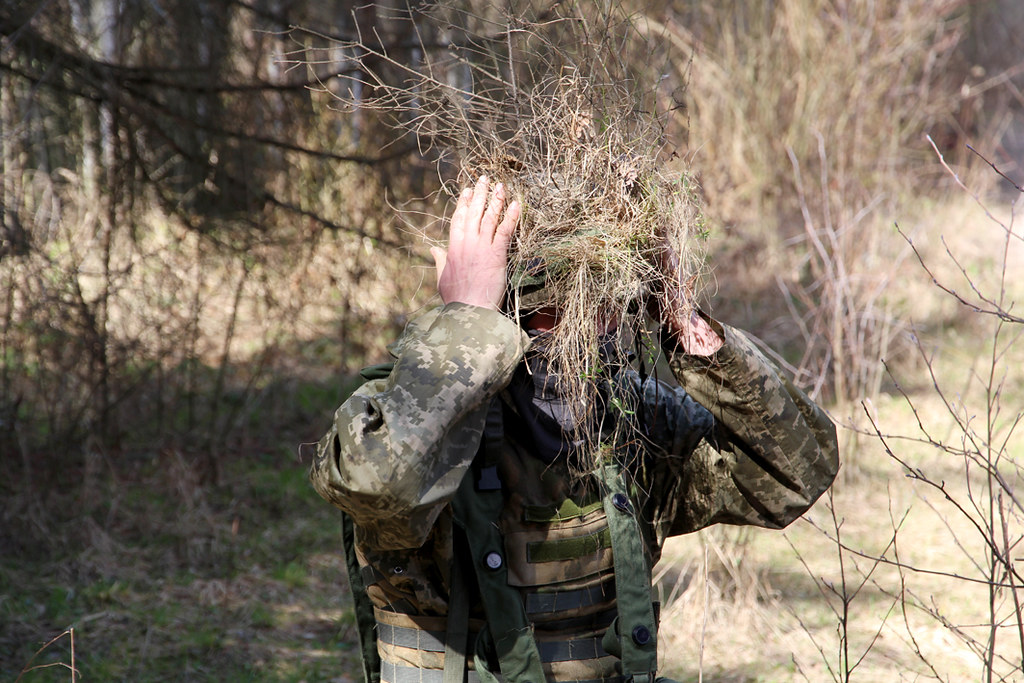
[311, 176, 839, 682]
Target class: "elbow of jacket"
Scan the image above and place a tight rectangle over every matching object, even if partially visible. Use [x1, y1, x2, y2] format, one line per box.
[782, 463, 838, 527]
[765, 465, 838, 530]
[776, 495, 822, 529]
[310, 433, 408, 515]
[345, 463, 425, 523]
[788, 423, 841, 521]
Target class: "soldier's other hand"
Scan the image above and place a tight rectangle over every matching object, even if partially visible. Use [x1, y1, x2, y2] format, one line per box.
[430, 176, 520, 311]
[650, 238, 723, 357]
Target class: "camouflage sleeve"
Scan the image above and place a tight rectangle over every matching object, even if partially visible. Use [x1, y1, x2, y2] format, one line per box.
[661, 318, 840, 535]
[310, 303, 528, 550]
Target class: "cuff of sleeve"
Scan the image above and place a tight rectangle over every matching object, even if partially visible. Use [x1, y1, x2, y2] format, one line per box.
[437, 301, 530, 349]
[666, 311, 769, 374]
[667, 319, 782, 411]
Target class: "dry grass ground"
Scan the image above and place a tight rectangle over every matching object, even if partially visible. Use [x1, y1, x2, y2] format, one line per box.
[2, 455, 365, 682]
[655, 195, 1024, 681]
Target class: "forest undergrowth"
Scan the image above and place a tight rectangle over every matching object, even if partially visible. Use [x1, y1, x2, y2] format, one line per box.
[656, 184, 1024, 681]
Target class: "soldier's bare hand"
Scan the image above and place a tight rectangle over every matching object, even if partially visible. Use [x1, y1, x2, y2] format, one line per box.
[431, 176, 520, 310]
[650, 239, 723, 356]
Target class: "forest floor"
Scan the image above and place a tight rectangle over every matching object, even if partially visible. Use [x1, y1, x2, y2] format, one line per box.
[2, 448, 365, 682]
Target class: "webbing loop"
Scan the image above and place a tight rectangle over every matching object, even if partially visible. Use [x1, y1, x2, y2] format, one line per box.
[443, 528, 471, 683]
[341, 510, 382, 683]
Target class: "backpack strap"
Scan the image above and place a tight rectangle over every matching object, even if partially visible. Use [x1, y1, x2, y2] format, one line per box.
[341, 510, 382, 683]
[598, 459, 659, 682]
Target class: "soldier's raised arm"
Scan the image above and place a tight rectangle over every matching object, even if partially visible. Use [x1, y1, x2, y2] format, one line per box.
[309, 178, 525, 549]
[645, 239, 839, 535]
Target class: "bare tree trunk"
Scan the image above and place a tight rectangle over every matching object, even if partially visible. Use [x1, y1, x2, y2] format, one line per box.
[68, 0, 123, 444]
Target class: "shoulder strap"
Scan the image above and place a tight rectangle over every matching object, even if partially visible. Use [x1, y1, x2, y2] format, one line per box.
[451, 473, 546, 682]
[451, 402, 547, 683]
[598, 459, 659, 681]
[341, 510, 382, 683]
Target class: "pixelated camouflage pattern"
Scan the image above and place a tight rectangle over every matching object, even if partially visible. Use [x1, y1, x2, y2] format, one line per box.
[309, 302, 839, 678]
[311, 302, 528, 550]
[659, 318, 840, 536]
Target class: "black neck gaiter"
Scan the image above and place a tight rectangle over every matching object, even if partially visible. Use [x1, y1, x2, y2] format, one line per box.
[503, 331, 624, 464]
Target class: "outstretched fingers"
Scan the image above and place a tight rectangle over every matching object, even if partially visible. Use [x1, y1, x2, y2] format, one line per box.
[466, 175, 490, 237]
[448, 187, 472, 245]
[433, 175, 521, 310]
[480, 181, 506, 242]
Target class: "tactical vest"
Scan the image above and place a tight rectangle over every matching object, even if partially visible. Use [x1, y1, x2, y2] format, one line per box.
[342, 365, 676, 683]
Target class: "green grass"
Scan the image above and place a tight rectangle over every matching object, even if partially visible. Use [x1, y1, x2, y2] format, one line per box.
[0, 452, 361, 682]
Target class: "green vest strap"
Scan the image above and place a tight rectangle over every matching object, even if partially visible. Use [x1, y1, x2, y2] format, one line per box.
[526, 527, 613, 563]
[452, 467, 546, 682]
[443, 528, 471, 683]
[523, 498, 605, 522]
[341, 510, 382, 683]
[599, 461, 659, 680]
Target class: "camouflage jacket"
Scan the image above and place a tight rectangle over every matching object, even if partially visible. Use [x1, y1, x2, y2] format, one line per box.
[310, 302, 839, 679]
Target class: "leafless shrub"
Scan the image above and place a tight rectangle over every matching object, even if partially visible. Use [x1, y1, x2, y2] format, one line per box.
[798, 147, 1023, 680]
[655, 525, 784, 681]
[788, 491, 906, 682]
[0, 1, 434, 487]
[13, 628, 77, 682]
[661, 0, 1014, 404]
[875, 153, 1022, 680]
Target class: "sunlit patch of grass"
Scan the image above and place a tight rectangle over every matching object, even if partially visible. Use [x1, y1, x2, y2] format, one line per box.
[273, 562, 309, 590]
[655, 191, 1024, 681]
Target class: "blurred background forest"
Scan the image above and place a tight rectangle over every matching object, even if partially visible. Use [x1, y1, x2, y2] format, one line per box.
[3, 0, 1024, 681]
